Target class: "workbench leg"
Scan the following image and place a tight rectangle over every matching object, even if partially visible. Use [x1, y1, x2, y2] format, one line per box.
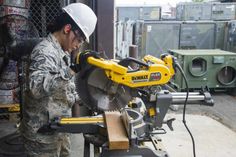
[84, 140, 90, 157]
[94, 146, 100, 157]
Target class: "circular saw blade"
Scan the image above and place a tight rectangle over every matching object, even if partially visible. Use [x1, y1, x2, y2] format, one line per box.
[75, 67, 137, 111]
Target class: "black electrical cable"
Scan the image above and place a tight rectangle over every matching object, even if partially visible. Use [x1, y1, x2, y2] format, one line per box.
[175, 62, 196, 157]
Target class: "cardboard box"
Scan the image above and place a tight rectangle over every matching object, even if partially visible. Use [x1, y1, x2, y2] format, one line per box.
[0, 6, 29, 17]
[0, 0, 30, 8]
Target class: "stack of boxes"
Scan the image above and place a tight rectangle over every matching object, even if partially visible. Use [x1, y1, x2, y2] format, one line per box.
[0, 0, 31, 38]
[115, 2, 236, 91]
[176, 2, 236, 53]
[0, 0, 31, 109]
[176, 2, 236, 21]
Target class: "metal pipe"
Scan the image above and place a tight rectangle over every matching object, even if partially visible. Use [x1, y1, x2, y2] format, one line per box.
[152, 91, 213, 106]
[129, 45, 138, 58]
[172, 95, 205, 100]
[129, 45, 138, 68]
[173, 100, 205, 104]
[171, 92, 201, 96]
[169, 92, 214, 106]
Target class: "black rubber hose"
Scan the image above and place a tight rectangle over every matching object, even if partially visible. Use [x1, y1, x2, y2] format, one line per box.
[175, 62, 196, 157]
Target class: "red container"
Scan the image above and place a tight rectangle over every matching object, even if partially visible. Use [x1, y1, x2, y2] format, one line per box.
[0, 6, 29, 18]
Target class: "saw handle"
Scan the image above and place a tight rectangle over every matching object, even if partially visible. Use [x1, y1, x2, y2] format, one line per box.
[118, 57, 149, 68]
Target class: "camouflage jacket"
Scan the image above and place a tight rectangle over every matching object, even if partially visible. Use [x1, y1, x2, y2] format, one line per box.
[21, 34, 77, 143]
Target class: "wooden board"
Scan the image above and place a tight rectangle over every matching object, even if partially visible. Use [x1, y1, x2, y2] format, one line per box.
[104, 111, 129, 150]
[0, 104, 18, 108]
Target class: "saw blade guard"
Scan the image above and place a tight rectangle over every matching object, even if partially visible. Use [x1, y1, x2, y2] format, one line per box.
[75, 67, 137, 112]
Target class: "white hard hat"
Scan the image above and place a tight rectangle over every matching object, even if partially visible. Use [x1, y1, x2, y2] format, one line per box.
[63, 3, 97, 43]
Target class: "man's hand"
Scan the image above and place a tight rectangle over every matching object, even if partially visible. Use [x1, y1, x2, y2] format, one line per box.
[70, 50, 100, 74]
[79, 50, 100, 64]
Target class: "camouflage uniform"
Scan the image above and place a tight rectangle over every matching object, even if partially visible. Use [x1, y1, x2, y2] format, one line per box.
[20, 34, 78, 157]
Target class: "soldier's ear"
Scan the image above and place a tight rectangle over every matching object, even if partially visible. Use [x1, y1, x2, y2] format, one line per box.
[64, 24, 72, 34]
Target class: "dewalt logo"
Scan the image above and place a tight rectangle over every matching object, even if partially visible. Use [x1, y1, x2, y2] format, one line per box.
[132, 75, 148, 82]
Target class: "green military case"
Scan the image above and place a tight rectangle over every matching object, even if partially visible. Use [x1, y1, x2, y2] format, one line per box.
[169, 49, 236, 91]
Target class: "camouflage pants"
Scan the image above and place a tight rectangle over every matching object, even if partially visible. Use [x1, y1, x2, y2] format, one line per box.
[23, 134, 71, 157]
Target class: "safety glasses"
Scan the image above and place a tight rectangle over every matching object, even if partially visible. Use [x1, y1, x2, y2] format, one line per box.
[72, 29, 86, 44]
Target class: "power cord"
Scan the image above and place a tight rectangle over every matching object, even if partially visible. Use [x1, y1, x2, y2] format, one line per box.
[175, 62, 196, 157]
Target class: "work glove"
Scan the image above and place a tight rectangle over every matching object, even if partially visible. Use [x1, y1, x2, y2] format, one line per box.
[84, 133, 107, 147]
[37, 124, 56, 135]
[70, 50, 101, 76]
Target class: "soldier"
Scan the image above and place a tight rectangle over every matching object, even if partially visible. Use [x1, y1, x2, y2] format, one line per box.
[20, 3, 97, 157]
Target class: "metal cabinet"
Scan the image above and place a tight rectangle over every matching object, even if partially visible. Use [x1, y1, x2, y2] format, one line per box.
[176, 2, 236, 21]
[138, 21, 181, 58]
[116, 6, 161, 21]
[180, 22, 216, 49]
[215, 21, 227, 50]
[212, 3, 236, 20]
[176, 2, 212, 21]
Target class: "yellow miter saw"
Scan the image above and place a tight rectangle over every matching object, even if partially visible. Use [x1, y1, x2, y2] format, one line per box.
[39, 52, 214, 157]
[75, 53, 175, 111]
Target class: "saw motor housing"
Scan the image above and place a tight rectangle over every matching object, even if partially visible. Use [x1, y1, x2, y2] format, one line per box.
[76, 53, 176, 88]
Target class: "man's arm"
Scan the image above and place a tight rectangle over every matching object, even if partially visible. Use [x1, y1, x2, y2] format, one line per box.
[28, 49, 74, 99]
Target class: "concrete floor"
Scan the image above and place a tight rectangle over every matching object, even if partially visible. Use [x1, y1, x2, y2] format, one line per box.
[160, 114, 236, 157]
[0, 93, 236, 157]
[71, 134, 84, 157]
